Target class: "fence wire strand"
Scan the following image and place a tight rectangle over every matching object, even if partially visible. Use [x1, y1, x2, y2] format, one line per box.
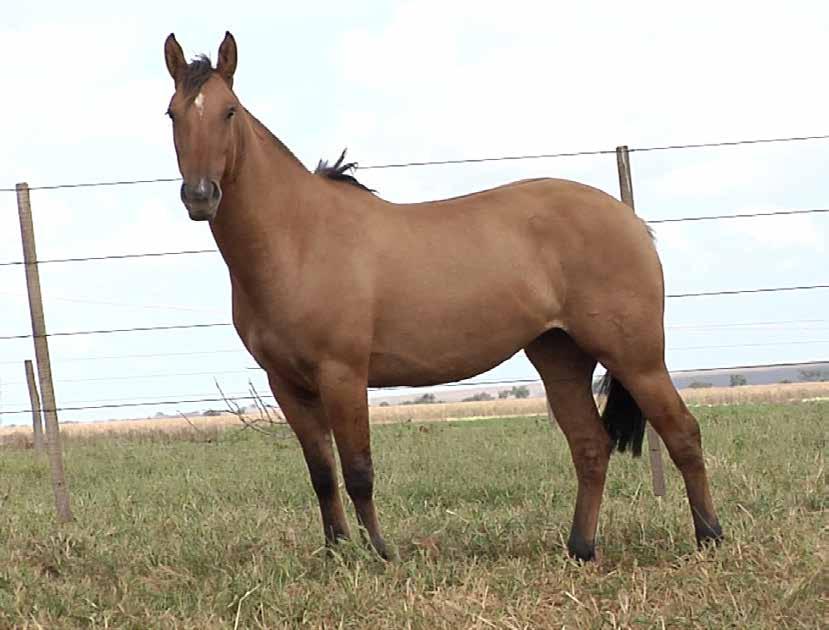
[2, 132, 829, 191]
[1, 284, 827, 342]
[0, 207, 826, 269]
[1, 360, 825, 417]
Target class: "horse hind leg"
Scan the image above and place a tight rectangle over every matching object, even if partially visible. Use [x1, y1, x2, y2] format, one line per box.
[526, 329, 610, 561]
[567, 312, 723, 549]
[612, 364, 723, 546]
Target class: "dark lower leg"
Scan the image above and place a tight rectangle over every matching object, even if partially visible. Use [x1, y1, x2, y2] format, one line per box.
[627, 370, 722, 546]
[270, 375, 350, 547]
[527, 331, 608, 561]
[566, 439, 611, 560]
[663, 418, 722, 545]
[339, 453, 389, 559]
[321, 362, 389, 560]
[301, 437, 351, 544]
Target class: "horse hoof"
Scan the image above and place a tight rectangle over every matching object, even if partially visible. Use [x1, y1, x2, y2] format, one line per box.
[372, 538, 393, 561]
[567, 533, 596, 562]
[695, 522, 724, 548]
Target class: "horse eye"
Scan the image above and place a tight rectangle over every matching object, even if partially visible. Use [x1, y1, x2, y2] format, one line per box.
[226, 107, 236, 120]
[166, 109, 175, 121]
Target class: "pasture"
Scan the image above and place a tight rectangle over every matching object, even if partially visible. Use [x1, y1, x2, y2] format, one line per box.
[0, 400, 825, 628]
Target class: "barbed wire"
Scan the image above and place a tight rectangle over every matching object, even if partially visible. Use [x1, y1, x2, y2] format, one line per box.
[2, 318, 825, 366]
[4, 337, 826, 388]
[0, 322, 232, 342]
[647, 207, 829, 224]
[628, 134, 829, 154]
[0, 249, 217, 268]
[2, 132, 828, 193]
[1, 283, 827, 343]
[0, 318, 824, 367]
[0, 207, 826, 269]
[665, 284, 829, 299]
[0, 359, 825, 417]
[360, 134, 829, 170]
[0, 176, 181, 193]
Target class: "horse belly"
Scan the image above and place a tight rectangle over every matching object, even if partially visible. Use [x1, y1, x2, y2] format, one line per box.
[367, 301, 558, 387]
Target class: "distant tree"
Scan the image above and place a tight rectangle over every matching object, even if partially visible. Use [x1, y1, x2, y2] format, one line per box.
[379, 401, 390, 407]
[498, 389, 511, 399]
[203, 409, 223, 416]
[511, 385, 531, 399]
[729, 374, 747, 387]
[687, 381, 713, 389]
[463, 392, 494, 402]
[779, 379, 792, 384]
[411, 393, 439, 405]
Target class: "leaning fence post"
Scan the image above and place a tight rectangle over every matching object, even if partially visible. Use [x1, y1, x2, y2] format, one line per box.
[25, 360, 45, 451]
[16, 183, 73, 522]
[614, 147, 667, 498]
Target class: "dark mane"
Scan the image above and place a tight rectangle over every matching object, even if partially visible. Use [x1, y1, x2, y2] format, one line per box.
[315, 150, 375, 193]
[182, 55, 215, 97]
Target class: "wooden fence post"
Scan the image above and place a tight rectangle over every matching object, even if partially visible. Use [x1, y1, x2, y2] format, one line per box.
[25, 360, 45, 451]
[614, 147, 667, 498]
[16, 183, 73, 522]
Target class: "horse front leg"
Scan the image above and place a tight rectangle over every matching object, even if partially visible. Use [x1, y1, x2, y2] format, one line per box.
[318, 361, 390, 560]
[268, 373, 351, 547]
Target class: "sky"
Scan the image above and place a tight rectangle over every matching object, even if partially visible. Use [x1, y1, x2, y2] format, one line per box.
[0, 0, 827, 424]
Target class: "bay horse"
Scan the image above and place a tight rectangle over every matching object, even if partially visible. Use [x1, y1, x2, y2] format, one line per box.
[163, 32, 722, 561]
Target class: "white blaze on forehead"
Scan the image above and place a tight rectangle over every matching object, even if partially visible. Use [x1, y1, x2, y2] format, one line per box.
[194, 92, 205, 117]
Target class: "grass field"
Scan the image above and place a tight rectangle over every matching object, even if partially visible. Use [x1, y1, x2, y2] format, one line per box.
[0, 401, 826, 628]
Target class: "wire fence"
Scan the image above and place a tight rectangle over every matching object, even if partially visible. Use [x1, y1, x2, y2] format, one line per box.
[1, 336, 825, 389]
[2, 359, 825, 418]
[1, 284, 828, 342]
[3, 132, 829, 191]
[1, 131, 828, 422]
[2, 207, 829, 269]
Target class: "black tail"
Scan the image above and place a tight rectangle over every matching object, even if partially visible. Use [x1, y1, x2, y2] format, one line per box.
[599, 373, 646, 456]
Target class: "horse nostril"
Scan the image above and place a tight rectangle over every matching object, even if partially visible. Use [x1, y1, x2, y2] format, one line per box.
[210, 181, 221, 201]
[194, 178, 211, 201]
[182, 179, 213, 202]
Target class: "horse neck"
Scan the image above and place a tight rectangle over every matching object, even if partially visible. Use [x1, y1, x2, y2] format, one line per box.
[210, 111, 318, 291]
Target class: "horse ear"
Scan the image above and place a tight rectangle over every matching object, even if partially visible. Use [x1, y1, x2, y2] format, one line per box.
[165, 34, 186, 83]
[216, 31, 238, 87]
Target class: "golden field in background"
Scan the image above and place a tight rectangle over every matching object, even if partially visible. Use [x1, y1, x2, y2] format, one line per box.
[1, 381, 826, 447]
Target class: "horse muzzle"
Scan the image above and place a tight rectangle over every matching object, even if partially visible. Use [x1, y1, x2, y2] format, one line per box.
[181, 178, 222, 221]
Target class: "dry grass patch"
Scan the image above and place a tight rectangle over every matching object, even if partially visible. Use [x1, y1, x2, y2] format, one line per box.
[1, 382, 827, 450]
[681, 380, 829, 406]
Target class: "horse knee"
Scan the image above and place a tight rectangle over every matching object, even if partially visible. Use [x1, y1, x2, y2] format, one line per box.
[667, 422, 704, 471]
[343, 458, 374, 501]
[307, 459, 338, 499]
[572, 442, 610, 484]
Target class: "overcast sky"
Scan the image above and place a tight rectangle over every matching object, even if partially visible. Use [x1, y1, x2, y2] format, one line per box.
[1, 1, 827, 424]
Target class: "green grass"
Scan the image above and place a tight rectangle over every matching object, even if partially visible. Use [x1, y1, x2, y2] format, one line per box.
[0, 402, 826, 628]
